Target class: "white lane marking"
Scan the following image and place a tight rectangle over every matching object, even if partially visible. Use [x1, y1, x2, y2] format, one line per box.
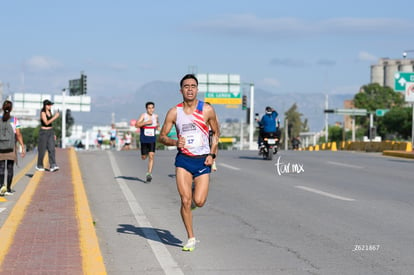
[219, 163, 240, 170]
[108, 151, 184, 275]
[295, 185, 355, 201]
[327, 161, 363, 169]
[0, 207, 6, 213]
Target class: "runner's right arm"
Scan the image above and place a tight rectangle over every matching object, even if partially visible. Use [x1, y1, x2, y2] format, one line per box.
[159, 107, 182, 147]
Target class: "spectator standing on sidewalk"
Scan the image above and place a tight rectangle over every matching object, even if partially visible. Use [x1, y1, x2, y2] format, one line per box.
[0, 100, 26, 196]
[135, 101, 159, 182]
[36, 99, 59, 172]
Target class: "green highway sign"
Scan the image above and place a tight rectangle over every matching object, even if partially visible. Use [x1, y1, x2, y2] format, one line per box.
[204, 92, 242, 105]
[394, 72, 414, 91]
[205, 92, 241, 98]
[375, 109, 389, 117]
[335, 108, 367, 116]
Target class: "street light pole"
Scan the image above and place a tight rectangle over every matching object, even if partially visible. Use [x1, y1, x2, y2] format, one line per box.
[61, 89, 67, 149]
[402, 50, 414, 146]
[248, 84, 255, 150]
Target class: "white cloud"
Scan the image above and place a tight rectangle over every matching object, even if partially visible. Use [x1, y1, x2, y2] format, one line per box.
[357, 51, 377, 62]
[24, 56, 62, 72]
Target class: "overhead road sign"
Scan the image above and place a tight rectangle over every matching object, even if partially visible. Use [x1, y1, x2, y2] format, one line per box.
[204, 92, 242, 105]
[324, 108, 367, 116]
[14, 93, 52, 109]
[13, 93, 91, 112]
[197, 74, 240, 93]
[335, 109, 367, 116]
[54, 95, 91, 112]
[394, 72, 414, 92]
[198, 73, 241, 105]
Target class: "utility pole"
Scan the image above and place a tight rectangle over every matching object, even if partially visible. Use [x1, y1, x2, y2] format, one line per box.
[325, 94, 329, 142]
[248, 84, 255, 150]
[61, 89, 67, 148]
[285, 118, 289, 151]
[402, 50, 414, 146]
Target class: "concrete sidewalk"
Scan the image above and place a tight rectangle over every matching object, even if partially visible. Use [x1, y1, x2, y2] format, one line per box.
[0, 148, 106, 274]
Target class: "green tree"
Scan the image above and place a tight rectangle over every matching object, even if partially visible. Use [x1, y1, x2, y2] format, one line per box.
[20, 127, 38, 151]
[329, 125, 343, 142]
[284, 103, 305, 138]
[382, 107, 412, 139]
[283, 103, 309, 147]
[353, 83, 405, 138]
[53, 109, 75, 144]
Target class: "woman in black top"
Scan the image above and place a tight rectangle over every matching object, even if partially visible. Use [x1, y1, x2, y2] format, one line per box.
[36, 99, 60, 172]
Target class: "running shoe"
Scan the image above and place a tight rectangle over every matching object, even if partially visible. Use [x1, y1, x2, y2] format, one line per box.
[182, 237, 197, 252]
[50, 165, 60, 172]
[4, 191, 13, 196]
[0, 185, 6, 196]
[35, 166, 45, 171]
[146, 173, 152, 183]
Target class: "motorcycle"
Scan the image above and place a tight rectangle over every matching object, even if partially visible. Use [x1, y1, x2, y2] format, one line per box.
[259, 132, 279, 160]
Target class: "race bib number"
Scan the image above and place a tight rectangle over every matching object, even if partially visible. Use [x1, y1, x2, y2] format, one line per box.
[144, 128, 155, 136]
[183, 134, 202, 148]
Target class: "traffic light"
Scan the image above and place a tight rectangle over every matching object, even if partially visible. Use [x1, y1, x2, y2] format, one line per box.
[81, 74, 87, 94]
[242, 95, 247, 110]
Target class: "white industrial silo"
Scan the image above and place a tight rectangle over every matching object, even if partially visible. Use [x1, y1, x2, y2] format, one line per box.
[384, 60, 399, 88]
[370, 64, 384, 85]
[399, 59, 414, 72]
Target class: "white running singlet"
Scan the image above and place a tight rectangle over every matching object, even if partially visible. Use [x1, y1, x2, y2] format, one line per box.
[175, 101, 210, 156]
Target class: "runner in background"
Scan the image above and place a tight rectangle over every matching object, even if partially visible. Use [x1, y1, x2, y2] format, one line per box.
[109, 124, 117, 149]
[135, 102, 159, 182]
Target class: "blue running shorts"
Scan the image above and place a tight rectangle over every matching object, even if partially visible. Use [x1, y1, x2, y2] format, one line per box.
[175, 153, 211, 178]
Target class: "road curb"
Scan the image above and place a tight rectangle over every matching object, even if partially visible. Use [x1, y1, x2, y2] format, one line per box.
[70, 148, 107, 274]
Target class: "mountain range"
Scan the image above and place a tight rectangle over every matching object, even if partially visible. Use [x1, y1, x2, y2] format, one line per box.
[72, 80, 355, 132]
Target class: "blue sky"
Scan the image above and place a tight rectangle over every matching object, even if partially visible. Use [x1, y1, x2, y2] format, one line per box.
[1, 0, 414, 99]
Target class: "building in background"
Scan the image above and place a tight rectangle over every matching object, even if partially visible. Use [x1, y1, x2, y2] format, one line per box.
[371, 58, 414, 88]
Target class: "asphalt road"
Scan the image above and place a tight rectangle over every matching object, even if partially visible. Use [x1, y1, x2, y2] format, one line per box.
[76, 149, 414, 275]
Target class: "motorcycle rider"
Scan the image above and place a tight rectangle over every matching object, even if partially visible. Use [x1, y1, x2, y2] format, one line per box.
[256, 106, 279, 148]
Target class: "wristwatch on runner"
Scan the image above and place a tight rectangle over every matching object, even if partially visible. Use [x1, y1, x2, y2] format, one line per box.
[208, 153, 216, 159]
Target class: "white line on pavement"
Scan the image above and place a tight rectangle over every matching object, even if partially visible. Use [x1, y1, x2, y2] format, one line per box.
[219, 163, 240, 170]
[327, 161, 363, 169]
[108, 151, 184, 275]
[295, 185, 356, 201]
